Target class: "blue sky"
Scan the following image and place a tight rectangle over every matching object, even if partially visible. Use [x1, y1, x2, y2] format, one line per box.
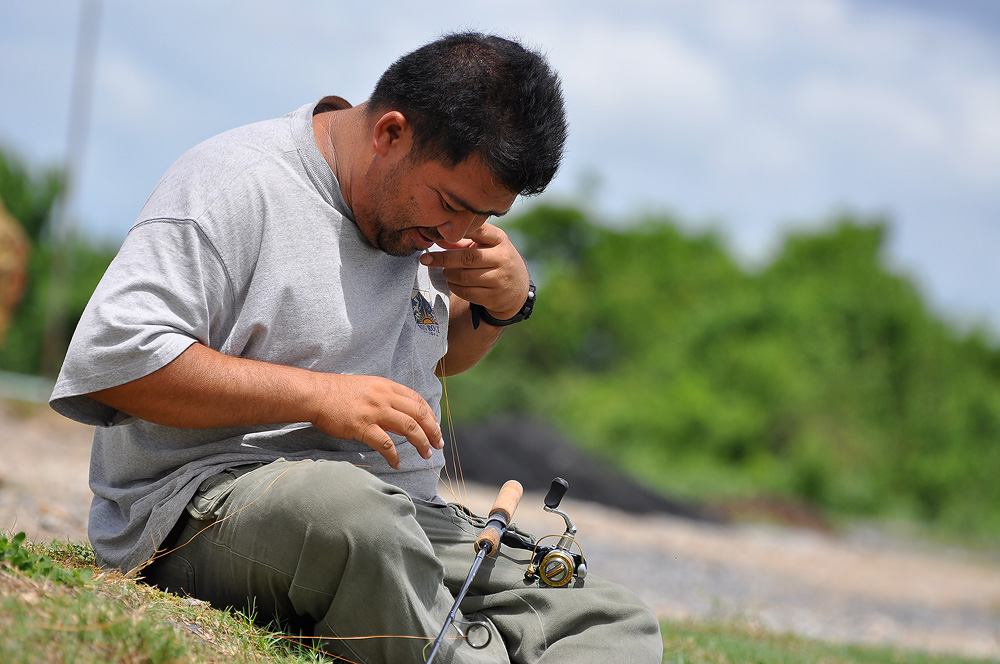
[1, 0, 998, 332]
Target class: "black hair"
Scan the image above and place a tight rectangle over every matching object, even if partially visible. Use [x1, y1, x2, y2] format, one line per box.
[369, 32, 568, 196]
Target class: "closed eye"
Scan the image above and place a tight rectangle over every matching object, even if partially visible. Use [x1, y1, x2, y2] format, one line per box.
[437, 187, 506, 219]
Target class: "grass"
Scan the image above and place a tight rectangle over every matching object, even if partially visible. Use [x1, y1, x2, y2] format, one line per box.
[660, 619, 994, 664]
[0, 532, 994, 664]
[0, 533, 325, 663]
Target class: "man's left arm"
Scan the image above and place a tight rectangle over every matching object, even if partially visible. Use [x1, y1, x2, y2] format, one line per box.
[419, 223, 532, 376]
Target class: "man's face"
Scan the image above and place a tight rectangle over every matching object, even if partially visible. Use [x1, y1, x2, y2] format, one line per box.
[355, 154, 517, 257]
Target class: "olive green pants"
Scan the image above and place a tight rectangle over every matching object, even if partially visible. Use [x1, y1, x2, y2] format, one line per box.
[142, 459, 662, 663]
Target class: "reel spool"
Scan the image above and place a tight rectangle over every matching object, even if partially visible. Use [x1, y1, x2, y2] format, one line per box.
[537, 548, 577, 588]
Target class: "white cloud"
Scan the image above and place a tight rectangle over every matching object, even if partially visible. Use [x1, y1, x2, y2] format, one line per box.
[606, 0, 999, 196]
[793, 78, 946, 152]
[956, 78, 1000, 181]
[704, 0, 850, 52]
[555, 19, 729, 130]
[709, 121, 810, 179]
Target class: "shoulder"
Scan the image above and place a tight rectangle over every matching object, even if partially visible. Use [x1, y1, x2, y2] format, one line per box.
[134, 113, 306, 243]
[149, 116, 295, 208]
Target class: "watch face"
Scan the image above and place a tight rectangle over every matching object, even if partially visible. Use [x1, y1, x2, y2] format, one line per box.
[520, 283, 536, 319]
[505, 284, 535, 323]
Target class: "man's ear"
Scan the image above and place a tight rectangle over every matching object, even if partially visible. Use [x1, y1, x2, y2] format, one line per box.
[372, 111, 412, 158]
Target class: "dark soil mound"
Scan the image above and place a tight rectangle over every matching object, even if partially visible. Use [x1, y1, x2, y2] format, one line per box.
[447, 417, 718, 521]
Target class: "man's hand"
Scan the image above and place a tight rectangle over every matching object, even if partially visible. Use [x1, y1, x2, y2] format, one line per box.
[419, 222, 530, 320]
[309, 374, 444, 469]
[88, 343, 443, 470]
[418, 222, 532, 376]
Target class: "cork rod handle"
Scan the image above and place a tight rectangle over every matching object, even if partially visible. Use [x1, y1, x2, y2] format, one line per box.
[490, 480, 523, 521]
[475, 480, 523, 555]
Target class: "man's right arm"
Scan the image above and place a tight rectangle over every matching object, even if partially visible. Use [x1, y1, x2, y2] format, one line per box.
[87, 342, 443, 469]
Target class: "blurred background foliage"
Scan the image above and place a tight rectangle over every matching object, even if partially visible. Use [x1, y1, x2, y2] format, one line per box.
[0, 147, 116, 376]
[2, 145, 998, 540]
[448, 204, 1000, 539]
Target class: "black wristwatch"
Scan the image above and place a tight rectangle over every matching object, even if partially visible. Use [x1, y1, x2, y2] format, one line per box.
[470, 280, 536, 329]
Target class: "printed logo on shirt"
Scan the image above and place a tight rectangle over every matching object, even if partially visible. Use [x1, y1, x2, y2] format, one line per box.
[411, 290, 440, 336]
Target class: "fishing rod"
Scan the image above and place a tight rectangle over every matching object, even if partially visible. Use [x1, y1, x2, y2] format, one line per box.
[424, 477, 589, 662]
[424, 479, 523, 664]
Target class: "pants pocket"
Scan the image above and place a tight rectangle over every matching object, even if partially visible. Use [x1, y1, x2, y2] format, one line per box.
[185, 463, 264, 521]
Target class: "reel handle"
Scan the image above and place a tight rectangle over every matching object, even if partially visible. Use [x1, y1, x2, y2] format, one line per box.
[544, 477, 570, 509]
[475, 480, 523, 556]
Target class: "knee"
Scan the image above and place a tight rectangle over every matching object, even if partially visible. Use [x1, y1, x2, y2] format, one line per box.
[632, 604, 664, 660]
[553, 581, 663, 662]
[605, 589, 663, 661]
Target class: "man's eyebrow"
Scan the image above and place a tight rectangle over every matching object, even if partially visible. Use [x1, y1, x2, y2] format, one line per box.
[441, 189, 509, 218]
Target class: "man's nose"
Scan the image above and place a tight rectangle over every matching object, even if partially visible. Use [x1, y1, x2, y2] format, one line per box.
[437, 214, 486, 243]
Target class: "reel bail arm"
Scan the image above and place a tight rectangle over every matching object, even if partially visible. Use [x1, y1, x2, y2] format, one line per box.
[543, 477, 578, 551]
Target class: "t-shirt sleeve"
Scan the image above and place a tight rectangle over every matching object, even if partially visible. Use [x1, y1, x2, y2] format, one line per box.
[49, 219, 233, 426]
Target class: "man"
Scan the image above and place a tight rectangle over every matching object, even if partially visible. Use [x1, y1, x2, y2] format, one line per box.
[50, 33, 662, 662]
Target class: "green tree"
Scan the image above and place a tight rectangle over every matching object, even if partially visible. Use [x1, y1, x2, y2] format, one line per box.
[0, 148, 61, 243]
[0, 147, 116, 376]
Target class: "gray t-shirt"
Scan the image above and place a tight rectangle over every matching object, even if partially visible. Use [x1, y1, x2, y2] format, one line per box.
[50, 98, 450, 572]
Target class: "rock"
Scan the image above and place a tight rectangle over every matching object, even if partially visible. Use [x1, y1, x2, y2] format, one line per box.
[448, 416, 720, 521]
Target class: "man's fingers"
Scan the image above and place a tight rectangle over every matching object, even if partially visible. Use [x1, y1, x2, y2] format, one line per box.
[421, 246, 489, 269]
[389, 385, 443, 448]
[358, 409, 440, 469]
[441, 265, 498, 288]
[380, 414, 434, 461]
[463, 222, 504, 246]
[433, 238, 475, 250]
[419, 223, 508, 268]
[360, 423, 401, 470]
[383, 385, 445, 458]
[445, 283, 492, 304]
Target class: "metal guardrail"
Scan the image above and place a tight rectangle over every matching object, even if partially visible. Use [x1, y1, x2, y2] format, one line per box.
[0, 371, 55, 404]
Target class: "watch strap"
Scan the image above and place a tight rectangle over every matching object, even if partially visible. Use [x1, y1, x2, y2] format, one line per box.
[471, 281, 536, 329]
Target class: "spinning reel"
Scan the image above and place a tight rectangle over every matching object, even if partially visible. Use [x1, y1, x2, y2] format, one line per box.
[506, 477, 588, 588]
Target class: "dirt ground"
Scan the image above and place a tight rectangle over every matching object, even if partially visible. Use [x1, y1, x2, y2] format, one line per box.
[2, 403, 999, 660]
